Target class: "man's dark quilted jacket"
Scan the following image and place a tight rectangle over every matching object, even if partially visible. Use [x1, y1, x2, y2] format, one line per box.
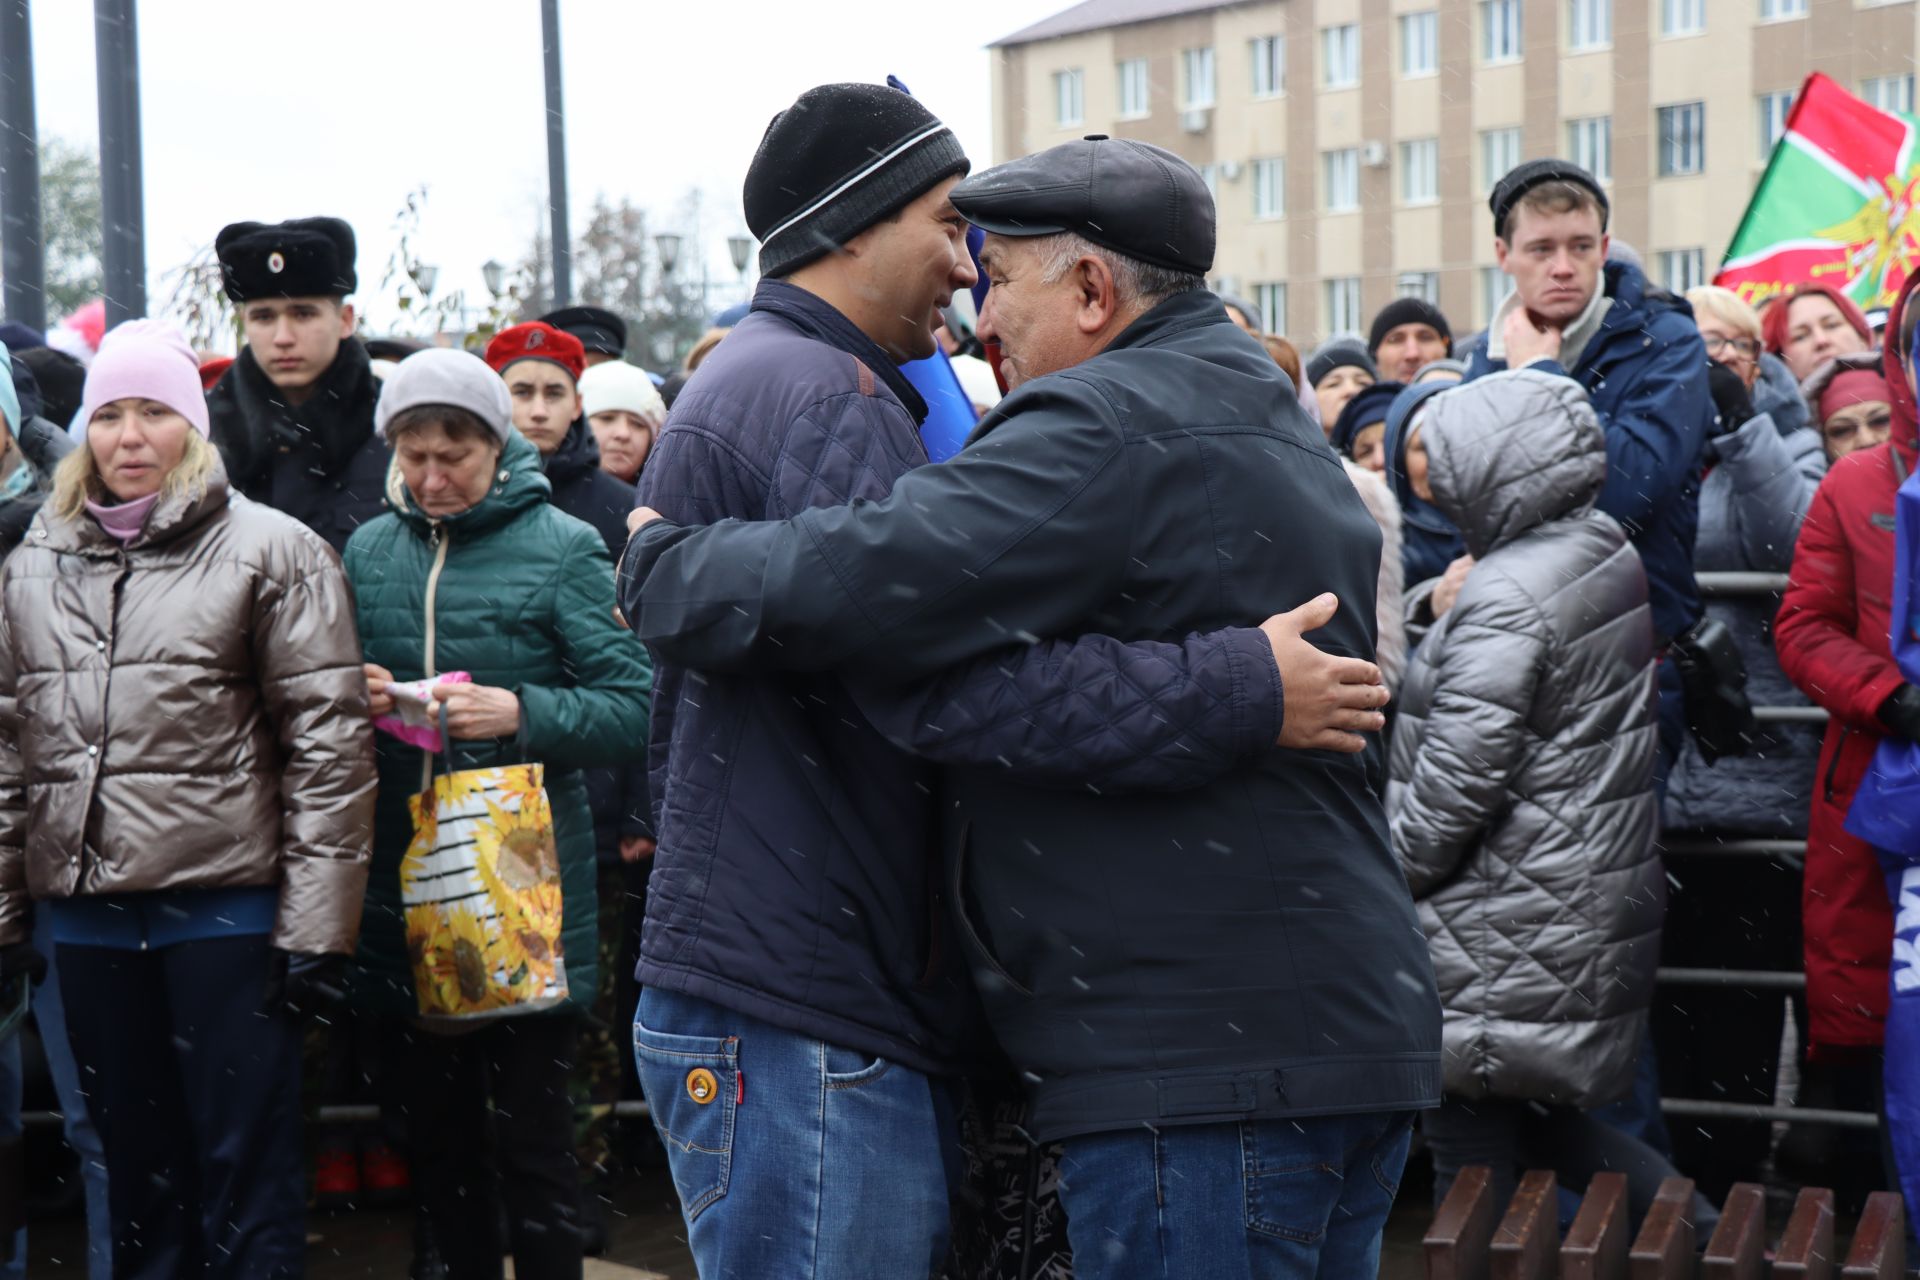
[628, 282, 1287, 1075]
[625, 289, 1444, 1139]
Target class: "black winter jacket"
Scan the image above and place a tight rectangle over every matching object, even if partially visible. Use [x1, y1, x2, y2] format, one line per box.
[541, 417, 653, 854]
[0, 416, 74, 562]
[206, 339, 390, 556]
[625, 290, 1443, 1140]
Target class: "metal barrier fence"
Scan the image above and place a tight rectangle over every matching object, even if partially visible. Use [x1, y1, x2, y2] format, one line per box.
[1659, 571, 1879, 1133]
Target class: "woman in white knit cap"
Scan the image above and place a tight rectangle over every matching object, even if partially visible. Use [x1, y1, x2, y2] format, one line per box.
[577, 361, 665, 485]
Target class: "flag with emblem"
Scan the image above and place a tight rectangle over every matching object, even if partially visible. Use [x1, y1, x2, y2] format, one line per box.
[1715, 72, 1920, 310]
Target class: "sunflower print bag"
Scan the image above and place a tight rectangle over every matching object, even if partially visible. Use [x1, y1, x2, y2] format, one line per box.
[401, 761, 570, 1020]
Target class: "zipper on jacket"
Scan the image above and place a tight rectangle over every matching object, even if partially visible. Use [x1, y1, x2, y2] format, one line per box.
[418, 523, 451, 794]
[1822, 726, 1853, 803]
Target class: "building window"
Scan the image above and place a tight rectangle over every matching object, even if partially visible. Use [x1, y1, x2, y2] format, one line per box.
[1569, 0, 1612, 47]
[1480, 266, 1510, 323]
[1757, 91, 1793, 159]
[1117, 58, 1151, 119]
[1759, 0, 1805, 19]
[1254, 283, 1288, 334]
[1400, 139, 1440, 204]
[1253, 157, 1287, 219]
[1053, 69, 1084, 127]
[1863, 74, 1916, 115]
[1481, 126, 1522, 192]
[1661, 0, 1705, 33]
[1251, 35, 1285, 98]
[1324, 148, 1361, 211]
[1326, 276, 1363, 336]
[1198, 164, 1222, 207]
[1568, 115, 1613, 182]
[1658, 248, 1707, 292]
[1322, 24, 1360, 88]
[1400, 11, 1439, 75]
[1183, 46, 1216, 109]
[1482, 0, 1523, 62]
[1399, 271, 1441, 302]
[1658, 102, 1705, 176]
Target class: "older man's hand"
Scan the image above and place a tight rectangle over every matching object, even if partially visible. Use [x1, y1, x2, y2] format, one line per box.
[1260, 595, 1389, 754]
[627, 506, 664, 536]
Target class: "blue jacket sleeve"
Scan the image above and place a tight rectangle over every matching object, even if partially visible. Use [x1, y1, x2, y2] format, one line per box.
[1531, 326, 1710, 535]
[621, 376, 1139, 684]
[847, 626, 1284, 794]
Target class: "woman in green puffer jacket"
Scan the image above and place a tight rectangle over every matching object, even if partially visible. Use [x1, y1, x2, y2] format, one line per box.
[341, 348, 651, 1280]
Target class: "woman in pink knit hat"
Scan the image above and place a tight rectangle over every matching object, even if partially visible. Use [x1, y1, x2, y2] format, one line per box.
[0, 319, 377, 1277]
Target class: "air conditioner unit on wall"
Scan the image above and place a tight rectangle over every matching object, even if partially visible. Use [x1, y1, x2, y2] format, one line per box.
[1220, 160, 1244, 181]
[1182, 108, 1211, 133]
[1363, 140, 1388, 168]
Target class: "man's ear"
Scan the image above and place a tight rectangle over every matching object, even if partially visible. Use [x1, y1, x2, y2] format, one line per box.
[1077, 255, 1118, 334]
[338, 302, 357, 338]
[1493, 237, 1511, 272]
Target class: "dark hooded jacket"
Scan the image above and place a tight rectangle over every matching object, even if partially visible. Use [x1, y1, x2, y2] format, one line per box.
[0, 416, 74, 562]
[1463, 260, 1713, 644]
[538, 417, 653, 855]
[1389, 370, 1659, 1107]
[207, 338, 391, 555]
[1385, 380, 1465, 587]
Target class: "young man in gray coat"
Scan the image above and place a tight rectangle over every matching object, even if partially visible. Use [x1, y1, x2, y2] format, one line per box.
[624, 136, 1440, 1279]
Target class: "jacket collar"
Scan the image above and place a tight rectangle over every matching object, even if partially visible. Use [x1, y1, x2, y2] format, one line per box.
[1486, 269, 1615, 369]
[540, 415, 601, 484]
[215, 337, 382, 485]
[1102, 289, 1237, 355]
[37, 450, 233, 557]
[750, 279, 929, 423]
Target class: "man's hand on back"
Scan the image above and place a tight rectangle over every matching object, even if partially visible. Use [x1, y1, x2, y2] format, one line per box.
[1261, 595, 1389, 754]
[1502, 306, 1563, 369]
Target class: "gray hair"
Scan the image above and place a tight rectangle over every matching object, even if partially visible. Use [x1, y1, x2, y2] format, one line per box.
[1032, 233, 1205, 309]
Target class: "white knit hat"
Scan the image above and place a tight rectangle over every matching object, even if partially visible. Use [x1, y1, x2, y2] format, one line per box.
[578, 360, 666, 425]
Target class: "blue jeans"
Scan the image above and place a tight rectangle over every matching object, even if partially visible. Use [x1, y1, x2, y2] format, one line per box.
[1056, 1110, 1415, 1279]
[633, 986, 958, 1279]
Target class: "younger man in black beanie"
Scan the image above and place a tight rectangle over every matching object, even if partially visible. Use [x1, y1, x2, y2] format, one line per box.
[1369, 296, 1453, 382]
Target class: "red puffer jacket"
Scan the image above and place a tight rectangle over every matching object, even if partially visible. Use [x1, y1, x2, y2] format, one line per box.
[1773, 273, 1917, 1054]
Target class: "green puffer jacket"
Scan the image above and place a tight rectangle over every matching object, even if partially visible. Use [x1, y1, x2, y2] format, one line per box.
[341, 432, 651, 1016]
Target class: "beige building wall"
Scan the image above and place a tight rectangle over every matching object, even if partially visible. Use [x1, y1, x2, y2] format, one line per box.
[991, 0, 1920, 343]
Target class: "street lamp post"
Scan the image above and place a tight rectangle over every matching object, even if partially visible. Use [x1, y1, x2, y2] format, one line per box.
[481, 259, 506, 299]
[654, 233, 682, 277]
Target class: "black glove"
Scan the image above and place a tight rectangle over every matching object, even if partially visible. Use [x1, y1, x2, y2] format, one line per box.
[1706, 360, 1756, 436]
[0, 942, 45, 987]
[263, 949, 347, 1017]
[1880, 685, 1920, 742]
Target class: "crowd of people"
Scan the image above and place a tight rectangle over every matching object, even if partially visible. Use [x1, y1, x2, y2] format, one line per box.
[0, 74, 1912, 1280]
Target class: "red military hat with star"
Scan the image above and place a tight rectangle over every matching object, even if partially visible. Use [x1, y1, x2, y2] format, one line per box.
[484, 322, 586, 382]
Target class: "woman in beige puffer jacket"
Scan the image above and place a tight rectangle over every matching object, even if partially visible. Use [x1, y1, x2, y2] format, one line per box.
[0, 320, 374, 1277]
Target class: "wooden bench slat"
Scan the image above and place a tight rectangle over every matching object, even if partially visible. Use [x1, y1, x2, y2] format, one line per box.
[1563, 1172, 1631, 1280]
[1772, 1187, 1835, 1280]
[1492, 1170, 1559, 1280]
[1702, 1182, 1767, 1280]
[1840, 1191, 1906, 1280]
[1426, 1165, 1499, 1280]
[1630, 1176, 1700, 1280]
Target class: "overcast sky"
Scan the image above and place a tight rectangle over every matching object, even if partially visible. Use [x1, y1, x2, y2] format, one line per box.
[26, 0, 1066, 339]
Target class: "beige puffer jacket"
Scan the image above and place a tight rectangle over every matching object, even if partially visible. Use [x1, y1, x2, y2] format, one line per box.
[0, 454, 375, 954]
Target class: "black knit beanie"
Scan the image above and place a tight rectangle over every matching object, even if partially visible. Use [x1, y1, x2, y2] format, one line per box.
[744, 83, 971, 278]
[1367, 298, 1453, 359]
[1305, 341, 1378, 389]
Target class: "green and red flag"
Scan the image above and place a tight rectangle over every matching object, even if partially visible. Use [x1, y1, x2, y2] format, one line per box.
[1716, 71, 1920, 311]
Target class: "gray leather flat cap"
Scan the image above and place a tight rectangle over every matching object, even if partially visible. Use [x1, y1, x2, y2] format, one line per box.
[952, 134, 1216, 276]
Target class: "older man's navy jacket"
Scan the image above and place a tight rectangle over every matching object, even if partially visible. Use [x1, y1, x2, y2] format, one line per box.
[626, 289, 1443, 1140]
[627, 282, 1287, 1076]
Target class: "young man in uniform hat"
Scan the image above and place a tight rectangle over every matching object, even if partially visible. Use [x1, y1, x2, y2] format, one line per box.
[540, 305, 628, 368]
[206, 217, 389, 556]
[622, 132, 1439, 1280]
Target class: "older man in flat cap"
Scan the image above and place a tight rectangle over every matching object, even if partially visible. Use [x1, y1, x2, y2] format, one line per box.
[621, 135, 1439, 1278]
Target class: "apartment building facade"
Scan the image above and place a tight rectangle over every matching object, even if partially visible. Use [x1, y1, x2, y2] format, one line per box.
[990, 0, 1920, 342]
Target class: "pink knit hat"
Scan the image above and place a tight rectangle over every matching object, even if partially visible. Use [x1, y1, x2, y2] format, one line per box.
[79, 319, 212, 438]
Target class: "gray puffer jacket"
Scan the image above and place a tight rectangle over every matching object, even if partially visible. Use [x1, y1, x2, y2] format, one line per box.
[1389, 369, 1662, 1107]
[1664, 353, 1826, 836]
